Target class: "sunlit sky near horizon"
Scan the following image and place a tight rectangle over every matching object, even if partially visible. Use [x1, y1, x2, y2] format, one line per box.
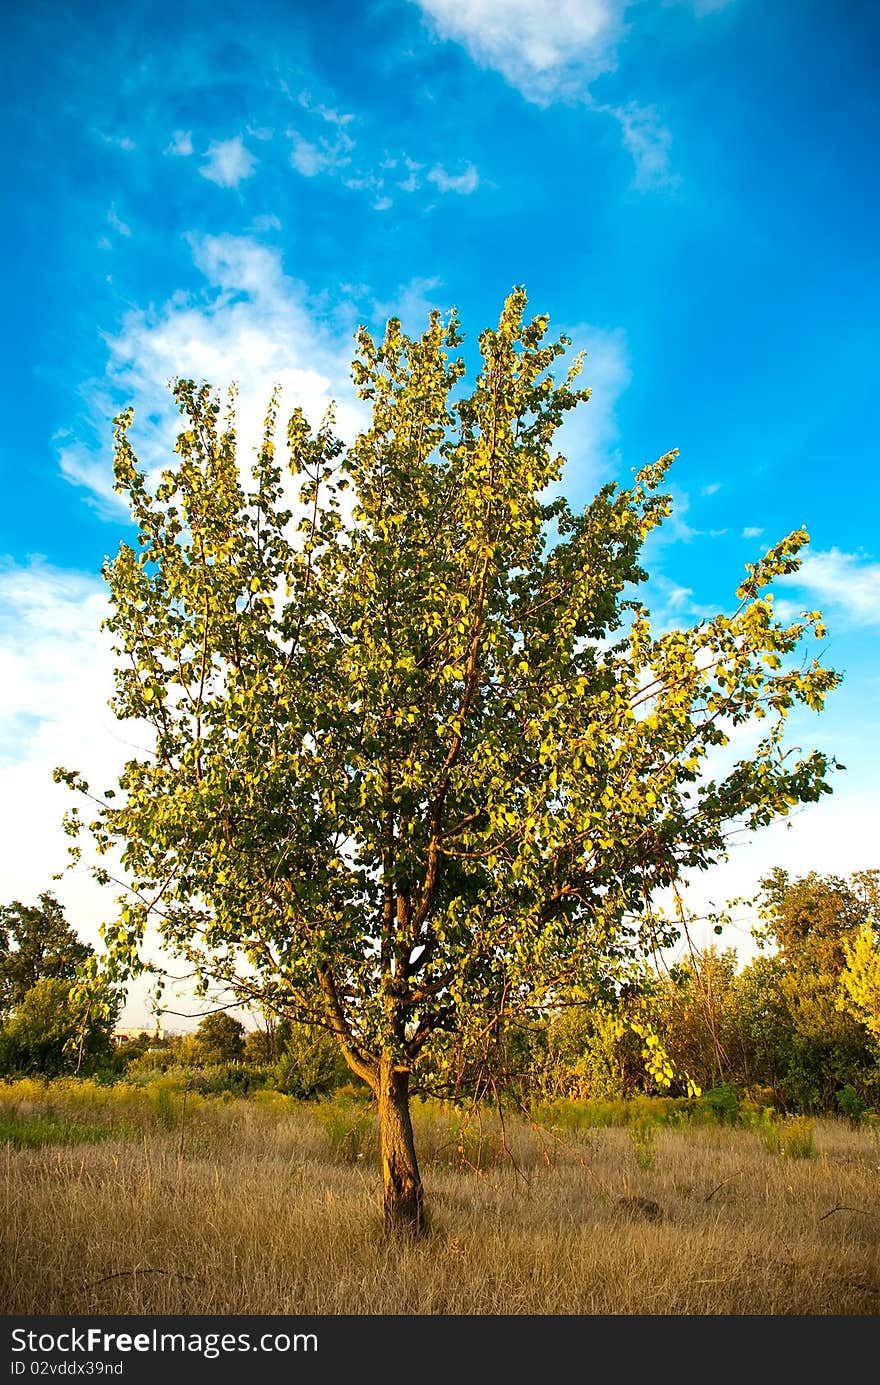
[1, 0, 878, 1027]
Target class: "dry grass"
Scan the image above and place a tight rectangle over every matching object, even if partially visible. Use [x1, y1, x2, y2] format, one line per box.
[1, 1084, 879, 1315]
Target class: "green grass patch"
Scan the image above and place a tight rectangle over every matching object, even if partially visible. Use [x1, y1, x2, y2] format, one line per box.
[0, 1114, 136, 1148]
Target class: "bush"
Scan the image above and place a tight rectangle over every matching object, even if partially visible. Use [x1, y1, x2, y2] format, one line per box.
[272, 1023, 350, 1099]
[835, 1083, 870, 1127]
[760, 1112, 816, 1159]
[312, 1090, 378, 1163]
[699, 1083, 741, 1125]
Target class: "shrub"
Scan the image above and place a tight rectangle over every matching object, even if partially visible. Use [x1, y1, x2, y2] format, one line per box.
[835, 1083, 870, 1127]
[699, 1083, 741, 1125]
[760, 1111, 815, 1159]
[629, 1117, 656, 1170]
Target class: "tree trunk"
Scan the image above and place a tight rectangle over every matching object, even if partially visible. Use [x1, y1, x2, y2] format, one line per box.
[377, 1058, 425, 1235]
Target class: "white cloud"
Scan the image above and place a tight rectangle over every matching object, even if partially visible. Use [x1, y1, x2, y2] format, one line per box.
[553, 323, 632, 493]
[0, 559, 122, 938]
[100, 132, 136, 152]
[371, 277, 447, 337]
[298, 91, 354, 127]
[200, 136, 257, 188]
[288, 130, 354, 177]
[701, 482, 721, 496]
[0, 557, 207, 1027]
[413, 0, 727, 188]
[398, 157, 423, 194]
[413, 0, 625, 102]
[248, 213, 282, 233]
[167, 130, 194, 156]
[59, 234, 365, 511]
[427, 163, 479, 194]
[742, 526, 763, 538]
[673, 786, 878, 961]
[604, 101, 677, 191]
[107, 205, 131, 238]
[778, 548, 880, 627]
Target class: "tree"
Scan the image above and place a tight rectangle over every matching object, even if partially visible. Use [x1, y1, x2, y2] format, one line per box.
[841, 924, 880, 1044]
[0, 977, 116, 1077]
[0, 892, 91, 1017]
[752, 869, 879, 1107]
[58, 290, 840, 1231]
[191, 1011, 247, 1064]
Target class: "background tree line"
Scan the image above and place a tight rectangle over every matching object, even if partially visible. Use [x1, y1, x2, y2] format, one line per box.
[3, 868, 877, 1117]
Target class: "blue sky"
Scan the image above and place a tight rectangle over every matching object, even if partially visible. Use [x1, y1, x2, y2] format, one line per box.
[1, 0, 878, 1017]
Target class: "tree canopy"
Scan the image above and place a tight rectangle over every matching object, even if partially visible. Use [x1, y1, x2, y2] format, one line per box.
[0, 893, 117, 1077]
[57, 289, 841, 1228]
[0, 892, 91, 1017]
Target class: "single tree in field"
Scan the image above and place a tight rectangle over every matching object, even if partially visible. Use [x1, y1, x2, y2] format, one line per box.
[0, 893, 92, 1017]
[189, 1010, 247, 1063]
[57, 290, 840, 1231]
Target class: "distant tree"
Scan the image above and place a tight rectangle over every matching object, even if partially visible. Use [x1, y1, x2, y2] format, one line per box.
[752, 869, 879, 1107]
[0, 893, 91, 1017]
[544, 1001, 649, 1101]
[243, 1027, 275, 1066]
[191, 1012, 246, 1064]
[838, 873, 880, 1045]
[0, 977, 116, 1077]
[724, 952, 794, 1100]
[59, 290, 840, 1231]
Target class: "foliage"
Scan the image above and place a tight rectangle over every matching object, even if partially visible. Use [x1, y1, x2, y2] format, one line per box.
[272, 1020, 350, 1098]
[190, 1012, 247, 1064]
[840, 922, 880, 1043]
[57, 291, 841, 1222]
[650, 949, 738, 1095]
[699, 1082, 741, 1124]
[835, 1083, 871, 1127]
[0, 893, 92, 1017]
[0, 977, 117, 1078]
[759, 1112, 816, 1159]
[628, 1116, 656, 1169]
[753, 869, 879, 1108]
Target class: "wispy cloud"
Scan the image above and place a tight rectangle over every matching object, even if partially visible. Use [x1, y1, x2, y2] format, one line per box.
[701, 482, 722, 496]
[289, 130, 353, 177]
[371, 277, 447, 336]
[413, 0, 624, 102]
[551, 322, 632, 495]
[297, 91, 354, 127]
[99, 131, 136, 152]
[412, 0, 731, 188]
[200, 136, 257, 188]
[427, 162, 479, 194]
[166, 130, 194, 157]
[603, 101, 677, 191]
[742, 525, 763, 538]
[778, 548, 880, 627]
[106, 205, 131, 238]
[57, 235, 365, 512]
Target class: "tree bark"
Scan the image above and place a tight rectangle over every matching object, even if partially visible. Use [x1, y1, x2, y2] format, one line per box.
[377, 1057, 425, 1235]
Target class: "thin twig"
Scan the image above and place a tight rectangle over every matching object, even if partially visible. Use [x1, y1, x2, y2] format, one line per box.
[819, 1204, 878, 1221]
[703, 1176, 736, 1203]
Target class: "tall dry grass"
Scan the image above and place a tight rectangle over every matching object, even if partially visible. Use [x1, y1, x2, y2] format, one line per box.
[1, 1082, 878, 1315]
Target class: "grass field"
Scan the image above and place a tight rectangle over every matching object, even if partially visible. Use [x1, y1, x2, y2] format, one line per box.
[2, 1078, 878, 1315]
